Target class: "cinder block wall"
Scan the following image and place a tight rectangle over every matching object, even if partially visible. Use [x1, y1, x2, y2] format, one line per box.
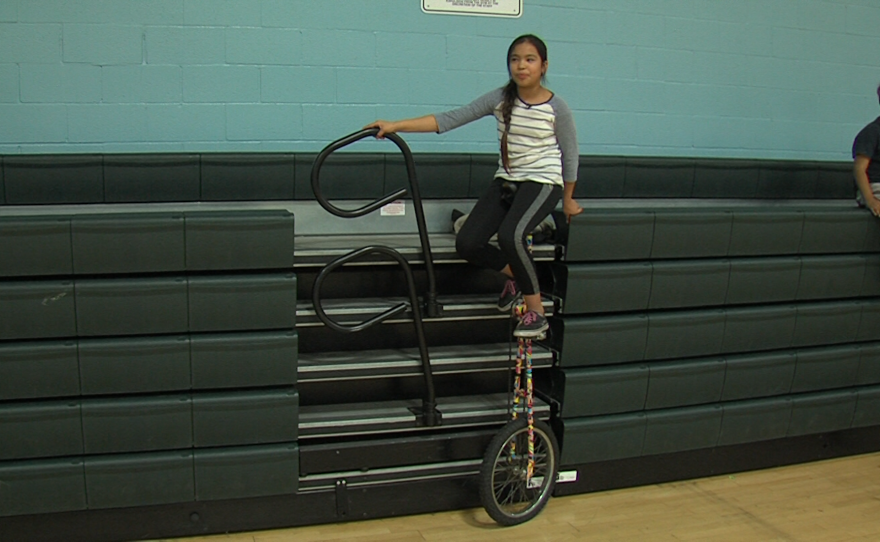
[0, 0, 878, 158]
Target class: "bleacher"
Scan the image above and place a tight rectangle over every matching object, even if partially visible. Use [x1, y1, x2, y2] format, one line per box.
[1, 149, 878, 541]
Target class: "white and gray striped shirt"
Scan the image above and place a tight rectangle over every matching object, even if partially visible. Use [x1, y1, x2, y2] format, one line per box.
[434, 87, 578, 186]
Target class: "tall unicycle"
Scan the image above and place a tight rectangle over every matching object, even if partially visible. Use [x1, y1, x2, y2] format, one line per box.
[479, 237, 559, 525]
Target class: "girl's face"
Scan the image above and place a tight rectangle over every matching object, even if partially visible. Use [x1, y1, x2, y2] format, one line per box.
[508, 42, 546, 90]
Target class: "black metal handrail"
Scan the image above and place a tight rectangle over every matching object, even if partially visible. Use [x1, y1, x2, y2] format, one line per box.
[309, 129, 442, 427]
[310, 127, 440, 318]
[311, 245, 438, 427]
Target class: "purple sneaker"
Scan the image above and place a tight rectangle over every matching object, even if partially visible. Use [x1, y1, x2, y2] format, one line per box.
[514, 310, 549, 339]
[497, 279, 522, 312]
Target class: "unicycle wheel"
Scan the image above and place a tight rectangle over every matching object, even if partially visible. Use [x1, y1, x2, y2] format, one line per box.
[479, 418, 559, 526]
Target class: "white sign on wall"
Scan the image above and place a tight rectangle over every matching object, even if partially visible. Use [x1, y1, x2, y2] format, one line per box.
[422, 0, 522, 18]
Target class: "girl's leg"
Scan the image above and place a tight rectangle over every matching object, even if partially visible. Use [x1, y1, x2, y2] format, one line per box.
[455, 178, 510, 272]
[496, 182, 562, 316]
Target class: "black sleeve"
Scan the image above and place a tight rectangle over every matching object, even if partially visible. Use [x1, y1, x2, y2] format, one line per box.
[853, 122, 880, 159]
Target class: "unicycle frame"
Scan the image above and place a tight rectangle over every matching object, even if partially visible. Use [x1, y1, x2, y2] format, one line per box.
[479, 232, 558, 526]
[509, 305, 541, 482]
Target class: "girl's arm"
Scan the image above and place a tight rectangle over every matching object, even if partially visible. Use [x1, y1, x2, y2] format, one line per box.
[563, 180, 583, 220]
[365, 115, 439, 138]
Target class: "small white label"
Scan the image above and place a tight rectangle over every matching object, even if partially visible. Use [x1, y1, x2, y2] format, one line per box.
[526, 470, 577, 488]
[380, 200, 406, 217]
[557, 470, 578, 483]
[422, 0, 522, 18]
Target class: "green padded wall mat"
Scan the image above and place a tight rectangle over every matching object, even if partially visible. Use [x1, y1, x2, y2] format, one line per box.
[645, 310, 725, 360]
[642, 405, 723, 455]
[798, 211, 869, 254]
[554, 315, 648, 367]
[564, 211, 654, 262]
[81, 395, 192, 454]
[718, 397, 792, 446]
[792, 301, 862, 348]
[0, 341, 79, 401]
[386, 153, 471, 199]
[791, 345, 861, 394]
[84, 451, 194, 509]
[187, 273, 296, 332]
[192, 388, 298, 447]
[852, 386, 880, 428]
[560, 413, 646, 465]
[857, 343, 880, 385]
[0, 458, 86, 517]
[0, 217, 72, 277]
[721, 305, 797, 353]
[71, 213, 185, 274]
[194, 443, 298, 501]
[184, 211, 295, 271]
[190, 331, 297, 389]
[557, 364, 649, 417]
[787, 390, 857, 437]
[722, 352, 796, 401]
[199, 154, 295, 201]
[0, 400, 82, 460]
[295, 153, 384, 201]
[727, 210, 803, 256]
[645, 358, 726, 410]
[552, 262, 651, 314]
[648, 260, 730, 309]
[0, 280, 76, 340]
[650, 211, 732, 259]
[726, 258, 801, 304]
[3, 155, 103, 204]
[863, 258, 880, 295]
[75, 277, 188, 336]
[103, 154, 200, 203]
[796, 255, 867, 301]
[856, 300, 880, 342]
[78, 336, 191, 395]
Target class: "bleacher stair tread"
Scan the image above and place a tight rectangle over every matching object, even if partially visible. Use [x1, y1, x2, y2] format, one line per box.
[298, 342, 553, 382]
[298, 393, 551, 439]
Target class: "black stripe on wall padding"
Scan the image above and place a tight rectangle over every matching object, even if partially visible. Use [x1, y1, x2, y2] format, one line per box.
[0, 153, 857, 205]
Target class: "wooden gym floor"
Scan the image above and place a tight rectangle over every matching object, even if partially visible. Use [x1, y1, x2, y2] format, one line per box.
[150, 451, 880, 542]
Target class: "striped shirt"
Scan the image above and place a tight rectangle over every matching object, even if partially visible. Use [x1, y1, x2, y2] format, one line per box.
[434, 87, 578, 186]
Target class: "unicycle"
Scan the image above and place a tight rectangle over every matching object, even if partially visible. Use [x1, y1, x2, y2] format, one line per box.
[479, 302, 559, 526]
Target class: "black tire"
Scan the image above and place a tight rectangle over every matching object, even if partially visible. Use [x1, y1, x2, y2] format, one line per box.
[479, 418, 559, 526]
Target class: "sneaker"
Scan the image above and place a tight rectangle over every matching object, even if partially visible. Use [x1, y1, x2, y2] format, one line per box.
[514, 310, 549, 339]
[497, 279, 522, 312]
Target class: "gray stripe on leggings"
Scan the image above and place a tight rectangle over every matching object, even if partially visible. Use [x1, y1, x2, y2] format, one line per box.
[514, 183, 554, 294]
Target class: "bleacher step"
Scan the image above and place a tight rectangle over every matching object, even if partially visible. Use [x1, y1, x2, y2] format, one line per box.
[298, 342, 553, 382]
[296, 294, 555, 327]
[298, 393, 551, 439]
[294, 233, 556, 267]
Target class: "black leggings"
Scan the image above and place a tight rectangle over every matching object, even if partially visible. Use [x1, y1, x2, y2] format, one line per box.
[456, 179, 562, 296]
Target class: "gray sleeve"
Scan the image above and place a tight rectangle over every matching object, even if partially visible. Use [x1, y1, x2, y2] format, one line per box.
[552, 96, 579, 182]
[434, 88, 503, 133]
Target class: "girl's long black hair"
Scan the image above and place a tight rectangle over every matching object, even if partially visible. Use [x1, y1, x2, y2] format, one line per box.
[500, 34, 548, 173]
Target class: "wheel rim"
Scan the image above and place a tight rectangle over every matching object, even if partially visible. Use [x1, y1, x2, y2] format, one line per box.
[490, 426, 554, 518]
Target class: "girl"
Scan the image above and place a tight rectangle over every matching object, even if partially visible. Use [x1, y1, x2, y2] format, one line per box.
[366, 34, 582, 338]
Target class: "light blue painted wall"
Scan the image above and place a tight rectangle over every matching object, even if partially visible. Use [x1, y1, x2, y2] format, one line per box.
[0, 0, 878, 159]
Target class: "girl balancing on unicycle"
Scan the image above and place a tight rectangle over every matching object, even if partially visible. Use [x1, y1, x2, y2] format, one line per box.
[367, 33, 581, 525]
[367, 32, 581, 523]
[366, 33, 582, 337]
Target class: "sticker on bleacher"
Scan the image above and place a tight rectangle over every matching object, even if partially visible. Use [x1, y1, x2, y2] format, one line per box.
[381, 200, 406, 216]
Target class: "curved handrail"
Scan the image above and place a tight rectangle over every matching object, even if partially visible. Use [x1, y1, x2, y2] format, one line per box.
[311, 245, 439, 427]
[311, 127, 440, 318]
